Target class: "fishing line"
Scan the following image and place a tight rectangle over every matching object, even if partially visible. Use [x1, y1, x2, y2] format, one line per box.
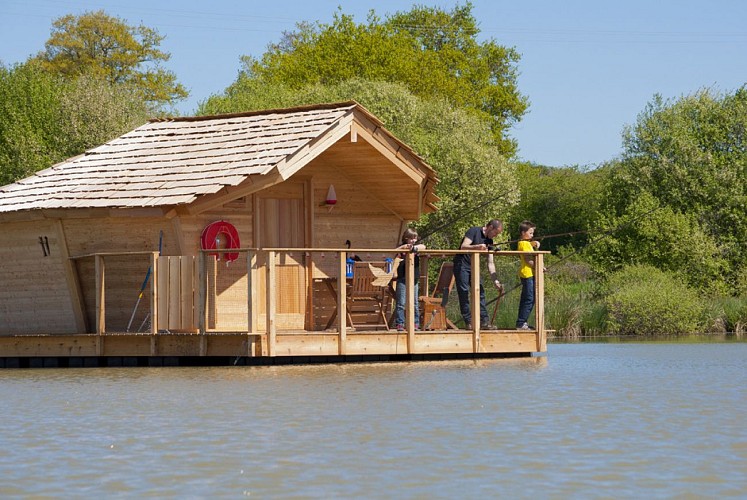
[416, 188, 517, 244]
[484, 202, 664, 309]
[496, 229, 590, 250]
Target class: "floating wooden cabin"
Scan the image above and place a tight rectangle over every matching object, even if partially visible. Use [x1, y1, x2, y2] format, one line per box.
[0, 101, 547, 367]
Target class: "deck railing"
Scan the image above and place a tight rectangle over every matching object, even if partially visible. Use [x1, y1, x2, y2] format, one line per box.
[71, 248, 547, 355]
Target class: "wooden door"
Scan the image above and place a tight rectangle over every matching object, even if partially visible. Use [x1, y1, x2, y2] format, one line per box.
[256, 183, 307, 330]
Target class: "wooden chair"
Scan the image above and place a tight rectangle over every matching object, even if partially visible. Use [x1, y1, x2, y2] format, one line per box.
[419, 262, 457, 330]
[346, 262, 392, 330]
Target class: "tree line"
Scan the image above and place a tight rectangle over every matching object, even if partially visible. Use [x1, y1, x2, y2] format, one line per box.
[1, 5, 745, 335]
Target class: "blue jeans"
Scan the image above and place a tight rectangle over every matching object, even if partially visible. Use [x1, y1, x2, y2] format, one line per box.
[394, 279, 419, 327]
[454, 260, 489, 326]
[517, 276, 535, 327]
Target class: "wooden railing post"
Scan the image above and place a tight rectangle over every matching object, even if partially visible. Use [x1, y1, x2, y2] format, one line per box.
[406, 252, 416, 354]
[150, 251, 158, 334]
[470, 252, 481, 352]
[266, 250, 276, 356]
[95, 254, 105, 334]
[535, 253, 546, 352]
[338, 251, 347, 355]
[247, 250, 257, 333]
[197, 251, 206, 333]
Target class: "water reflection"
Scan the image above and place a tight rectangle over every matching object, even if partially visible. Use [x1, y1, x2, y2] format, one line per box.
[1, 341, 745, 498]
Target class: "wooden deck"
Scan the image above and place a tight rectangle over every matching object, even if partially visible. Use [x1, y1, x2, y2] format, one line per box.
[0, 328, 542, 367]
[0, 248, 548, 366]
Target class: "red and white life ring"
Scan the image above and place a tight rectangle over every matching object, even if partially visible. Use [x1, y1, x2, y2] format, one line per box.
[200, 220, 240, 262]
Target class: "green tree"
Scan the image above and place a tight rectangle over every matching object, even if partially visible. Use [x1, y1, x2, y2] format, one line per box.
[608, 88, 747, 281]
[33, 10, 187, 109]
[238, 3, 527, 156]
[586, 191, 728, 292]
[507, 162, 606, 252]
[200, 78, 519, 248]
[0, 62, 148, 185]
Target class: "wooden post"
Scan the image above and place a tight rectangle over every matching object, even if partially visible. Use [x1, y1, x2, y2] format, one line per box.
[419, 254, 430, 302]
[266, 250, 276, 356]
[150, 251, 158, 334]
[157, 256, 168, 331]
[535, 253, 546, 352]
[406, 252, 415, 354]
[199, 334, 207, 356]
[305, 252, 314, 331]
[168, 256, 180, 331]
[95, 254, 105, 334]
[338, 251, 347, 355]
[197, 251, 206, 333]
[470, 252, 480, 352]
[56, 220, 87, 333]
[180, 256, 194, 330]
[247, 250, 257, 333]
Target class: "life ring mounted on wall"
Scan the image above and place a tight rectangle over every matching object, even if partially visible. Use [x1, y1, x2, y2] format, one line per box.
[200, 220, 241, 263]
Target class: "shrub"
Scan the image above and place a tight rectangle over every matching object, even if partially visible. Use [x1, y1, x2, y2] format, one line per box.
[603, 264, 705, 335]
[702, 296, 747, 336]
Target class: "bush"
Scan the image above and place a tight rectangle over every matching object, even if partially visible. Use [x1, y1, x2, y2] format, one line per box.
[543, 259, 601, 338]
[603, 264, 705, 335]
[702, 296, 747, 336]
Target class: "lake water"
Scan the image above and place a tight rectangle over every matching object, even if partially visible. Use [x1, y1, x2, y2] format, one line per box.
[1, 340, 746, 498]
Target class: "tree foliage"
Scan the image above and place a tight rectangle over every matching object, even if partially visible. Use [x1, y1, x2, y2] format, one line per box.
[0, 62, 149, 186]
[200, 78, 518, 248]
[32, 10, 187, 109]
[237, 3, 527, 156]
[507, 162, 606, 252]
[585, 191, 728, 292]
[606, 88, 747, 281]
[604, 264, 706, 335]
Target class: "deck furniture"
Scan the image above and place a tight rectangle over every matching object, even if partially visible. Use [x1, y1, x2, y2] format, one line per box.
[346, 262, 392, 330]
[419, 262, 456, 330]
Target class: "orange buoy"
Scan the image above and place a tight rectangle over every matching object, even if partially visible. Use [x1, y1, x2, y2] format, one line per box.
[200, 220, 240, 262]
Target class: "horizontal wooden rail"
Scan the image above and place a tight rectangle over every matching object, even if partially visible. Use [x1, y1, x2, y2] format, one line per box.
[195, 247, 550, 256]
[70, 250, 158, 260]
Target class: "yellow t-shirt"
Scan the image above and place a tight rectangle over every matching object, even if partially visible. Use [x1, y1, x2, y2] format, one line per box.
[518, 240, 534, 279]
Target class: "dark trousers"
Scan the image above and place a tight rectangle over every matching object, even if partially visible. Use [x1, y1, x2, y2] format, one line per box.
[517, 276, 535, 327]
[454, 260, 489, 327]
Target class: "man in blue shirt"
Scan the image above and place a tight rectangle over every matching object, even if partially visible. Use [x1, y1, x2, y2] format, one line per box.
[453, 220, 503, 329]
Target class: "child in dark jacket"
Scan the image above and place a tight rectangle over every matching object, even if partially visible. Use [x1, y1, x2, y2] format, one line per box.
[394, 228, 426, 331]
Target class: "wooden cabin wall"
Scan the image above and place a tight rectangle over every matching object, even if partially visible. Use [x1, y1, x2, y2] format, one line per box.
[0, 158, 416, 334]
[177, 196, 253, 255]
[0, 220, 81, 334]
[63, 217, 175, 333]
[177, 198, 254, 331]
[297, 162, 405, 279]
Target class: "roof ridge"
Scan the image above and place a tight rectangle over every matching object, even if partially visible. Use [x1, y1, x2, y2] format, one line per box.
[151, 100, 360, 123]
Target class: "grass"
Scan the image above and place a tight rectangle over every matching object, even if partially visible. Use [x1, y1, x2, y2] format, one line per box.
[440, 266, 747, 338]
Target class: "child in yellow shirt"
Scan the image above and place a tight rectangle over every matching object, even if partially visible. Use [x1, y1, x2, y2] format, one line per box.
[516, 220, 540, 330]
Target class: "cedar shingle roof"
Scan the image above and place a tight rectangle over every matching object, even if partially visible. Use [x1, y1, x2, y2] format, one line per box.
[0, 101, 437, 214]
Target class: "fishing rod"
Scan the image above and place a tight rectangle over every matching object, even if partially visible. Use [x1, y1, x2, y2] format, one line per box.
[543, 203, 662, 273]
[126, 230, 163, 332]
[415, 188, 517, 244]
[497, 229, 590, 250]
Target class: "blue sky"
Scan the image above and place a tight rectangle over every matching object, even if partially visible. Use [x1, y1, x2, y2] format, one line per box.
[1, 0, 745, 168]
